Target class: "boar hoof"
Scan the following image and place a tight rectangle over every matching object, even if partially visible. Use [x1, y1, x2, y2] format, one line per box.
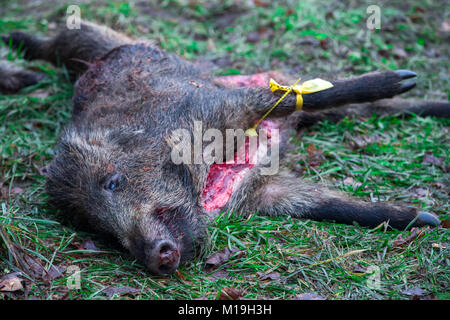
[415, 211, 440, 227]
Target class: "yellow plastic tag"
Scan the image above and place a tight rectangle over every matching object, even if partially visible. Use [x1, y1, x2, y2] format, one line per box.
[245, 128, 258, 137]
[270, 78, 334, 110]
[297, 78, 334, 94]
[245, 76, 333, 136]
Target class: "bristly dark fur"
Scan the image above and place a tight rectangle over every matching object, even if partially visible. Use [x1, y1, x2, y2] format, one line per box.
[1, 21, 448, 274]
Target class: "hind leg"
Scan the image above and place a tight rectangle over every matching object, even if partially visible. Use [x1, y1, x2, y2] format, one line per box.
[227, 170, 440, 230]
[282, 98, 450, 130]
[2, 20, 132, 74]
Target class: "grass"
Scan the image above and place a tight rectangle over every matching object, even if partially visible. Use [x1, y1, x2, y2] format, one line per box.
[0, 0, 449, 300]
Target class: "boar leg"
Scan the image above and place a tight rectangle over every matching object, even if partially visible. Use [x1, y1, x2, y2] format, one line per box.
[283, 98, 450, 129]
[2, 21, 131, 74]
[227, 70, 419, 128]
[227, 171, 440, 230]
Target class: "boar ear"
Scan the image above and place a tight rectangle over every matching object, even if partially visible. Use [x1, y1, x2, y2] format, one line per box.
[39, 162, 52, 177]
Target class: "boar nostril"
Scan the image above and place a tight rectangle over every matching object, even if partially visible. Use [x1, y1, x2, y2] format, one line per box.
[153, 240, 180, 275]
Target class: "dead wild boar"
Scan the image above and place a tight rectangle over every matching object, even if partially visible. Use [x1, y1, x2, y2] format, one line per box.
[1, 21, 448, 275]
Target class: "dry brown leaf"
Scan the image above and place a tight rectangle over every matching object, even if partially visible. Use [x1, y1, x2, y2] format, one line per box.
[343, 177, 354, 185]
[12, 245, 65, 281]
[257, 271, 281, 281]
[78, 238, 99, 251]
[0, 186, 24, 199]
[218, 287, 242, 300]
[352, 263, 367, 274]
[72, 238, 102, 256]
[0, 273, 24, 292]
[205, 270, 231, 281]
[205, 247, 236, 272]
[402, 286, 427, 296]
[28, 89, 51, 99]
[346, 134, 380, 150]
[306, 144, 324, 168]
[342, 177, 362, 189]
[432, 182, 446, 190]
[411, 187, 428, 198]
[246, 31, 261, 44]
[441, 20, 450, 32]
[102, 286, 141, 298]
[292, 292, 325, 300]
[393, 227, 430, 247]
[439, 220, 450, 229]
[42, 264, 66, 282]
[422, 152, 444, 166]
[393, 47, 408, 59]
[252, 0, 269, 7]
[431, 243, 448, 249]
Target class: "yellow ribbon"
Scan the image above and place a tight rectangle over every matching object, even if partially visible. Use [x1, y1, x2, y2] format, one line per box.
[245, 77, 334, 136]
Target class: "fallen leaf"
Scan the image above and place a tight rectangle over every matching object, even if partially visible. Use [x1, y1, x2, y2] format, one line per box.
[325, 11, 334, 20]
[352, 263, 367, 274]
[50, 286, 70, 300]
[413, 6, 427, 13]
[393, 227, 430, 247]
[205, 247, 235, 272]
[411, 187, 428, 198]
[424, 49, 440, 58]
[292, 292, 325, 300]
[0, 186, 24, 199]
[11, 187, 24, 195]
[257, 271, 281, 281]
[342, 177, 363, 189]
[43, 264, 66, 282]
[422, 152, 444, 168]
[28, 89, 51, 99]
[402, 286, 427, 296]
[12, 245, 65, 281]
[306, 144, 324, 168]
[432, 182, 446, 190]
[440, 220, 450, 229]
[207, 39, 216, 51]
[246, 32, 260, 44]
[441, 20, 450, 32]
[218, 287, 242, 300]
[393, 47, 408, 59]
[136, 25, 150, 33]
[431, 243, 448, 249]
[257, 26, 274, 40]
[252, 0, 269, 7]
[0, 273, 24, 292]
[320, 39, 330, 49]
[103, 286, 141, 298]
[206, 270, 231, 281]
[78, 238, 99, 252]
[297, 37, 320, 46]
[343, 177, 354, 185]
[346, 134, 380, 150]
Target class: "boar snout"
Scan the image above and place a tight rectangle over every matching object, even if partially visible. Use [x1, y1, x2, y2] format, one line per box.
[144, 239, 180, 275]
